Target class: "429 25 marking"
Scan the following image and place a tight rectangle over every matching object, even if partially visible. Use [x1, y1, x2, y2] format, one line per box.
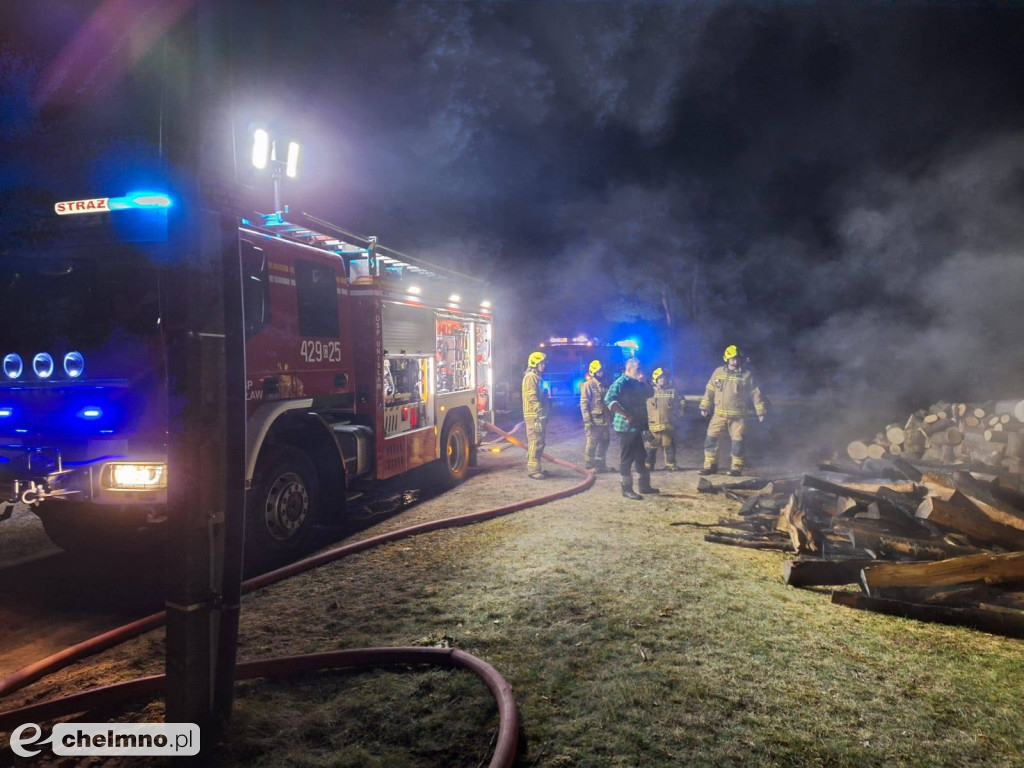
[300, 340, 342, 363]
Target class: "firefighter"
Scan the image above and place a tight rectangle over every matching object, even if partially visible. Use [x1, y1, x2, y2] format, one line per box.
[698, 345, 766, 476]
[605, 357, 659, 500]
[579, 359, 611, 472]
[645, 367, 685, 471]
[522, 351, 551, 479]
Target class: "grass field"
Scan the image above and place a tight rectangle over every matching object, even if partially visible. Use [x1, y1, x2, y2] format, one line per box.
[3, 414, 1023, 767]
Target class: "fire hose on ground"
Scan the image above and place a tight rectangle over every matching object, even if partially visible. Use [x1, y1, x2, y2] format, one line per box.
[0, 420, 593, 767]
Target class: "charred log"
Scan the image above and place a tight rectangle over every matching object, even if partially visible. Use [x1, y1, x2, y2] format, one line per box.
[830, 591, 1024, 639]
[783, 558, 877, 587]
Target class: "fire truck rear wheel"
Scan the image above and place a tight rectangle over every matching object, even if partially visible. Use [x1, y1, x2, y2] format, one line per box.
[439, 419, 471, 487]
[246, 445, 319, 564]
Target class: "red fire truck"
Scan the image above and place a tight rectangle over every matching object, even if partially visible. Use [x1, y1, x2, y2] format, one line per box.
[0, 194, 494, 561]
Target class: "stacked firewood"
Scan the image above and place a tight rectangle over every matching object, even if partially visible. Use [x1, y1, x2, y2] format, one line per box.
[846, 399, 1024, 490]
[699, 459, 1024, 638]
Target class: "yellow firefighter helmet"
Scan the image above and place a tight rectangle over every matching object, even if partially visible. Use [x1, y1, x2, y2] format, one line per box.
[528, 351, 547, 368]
[723, 345, 742, 362]
[652, 367, 665, 381]
[588, 359, 602, 375]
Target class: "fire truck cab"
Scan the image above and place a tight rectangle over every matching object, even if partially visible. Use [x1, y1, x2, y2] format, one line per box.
[538, 335, 635, 402]
[0, 198, 494, 562]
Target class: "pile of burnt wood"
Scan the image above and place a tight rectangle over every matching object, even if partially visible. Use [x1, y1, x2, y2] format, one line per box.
[846, 399, 1024, 490]
[699, 457, 1024, 638]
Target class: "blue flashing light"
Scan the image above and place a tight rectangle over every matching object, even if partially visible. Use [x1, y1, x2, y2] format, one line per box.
[77, 407, 103, 420]
[261, 212, 286, 226]
[3, 353, 22, 380]
[15, 429, 27, 434]
[99, 429, 115, 434]
[0, 408, 11, 418]
[107, 191, 173, 211]
[241, 218, 252, 226]
[63, 351, 85, 378]
[33, 352, 54, 379]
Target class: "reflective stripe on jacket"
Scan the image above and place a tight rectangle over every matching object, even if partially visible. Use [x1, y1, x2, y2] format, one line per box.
[646, 385, 683, 431]
[699, 365, 766, 417]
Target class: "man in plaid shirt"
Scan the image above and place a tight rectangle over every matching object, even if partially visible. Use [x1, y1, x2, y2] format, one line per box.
[604, 358, 659, 500]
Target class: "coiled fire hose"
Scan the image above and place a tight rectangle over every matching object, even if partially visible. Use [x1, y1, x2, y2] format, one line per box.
[0, 421, 593, 767]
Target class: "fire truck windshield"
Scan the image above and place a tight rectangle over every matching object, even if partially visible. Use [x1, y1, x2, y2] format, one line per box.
[0, 251, 161, 370]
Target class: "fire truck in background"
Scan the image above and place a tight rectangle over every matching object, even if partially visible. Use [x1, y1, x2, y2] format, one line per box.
[538, 335, 637, 402]
[0, 195, 494, 562]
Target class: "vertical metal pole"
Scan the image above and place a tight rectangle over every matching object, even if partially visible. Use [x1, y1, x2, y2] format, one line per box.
[162, 0, 246, 733]
[272, 162, 283, 214]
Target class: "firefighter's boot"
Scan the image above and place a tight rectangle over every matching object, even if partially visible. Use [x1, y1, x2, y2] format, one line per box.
[702, 434, 720, 477]
[637, 472, 660, 495]
[621, 477, 642, 500]
[728, 442, 745, 477]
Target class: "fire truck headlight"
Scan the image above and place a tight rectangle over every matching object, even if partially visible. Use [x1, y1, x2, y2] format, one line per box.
[32, 352, 54, 379]
[3, 353, 23, 379]
[0, 407, 12, 418]
[76, 406, 103, 420]
[103, 462, 167, 490]
[64, 351, 85, 378]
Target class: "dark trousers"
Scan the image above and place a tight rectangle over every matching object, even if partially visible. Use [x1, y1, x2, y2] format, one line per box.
[618, 430, 647, 479]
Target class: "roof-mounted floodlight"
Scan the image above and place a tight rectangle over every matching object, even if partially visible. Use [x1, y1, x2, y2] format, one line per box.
[448, 294, 461, 303]
[251, 127, 300, 212]
[252, 128, 270, 170]
[407, 286, 422, 296]
[481, 300, 492, 309]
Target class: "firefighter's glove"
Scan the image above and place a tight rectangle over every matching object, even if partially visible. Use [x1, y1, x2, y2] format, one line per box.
[700, 408, 709, 418]
[758, 414, 765, 423]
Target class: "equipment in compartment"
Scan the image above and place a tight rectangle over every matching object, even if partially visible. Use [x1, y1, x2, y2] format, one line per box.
[384, 356, 429, 435]
[436, 319, 471, 393]
[475, 323, 491, 413]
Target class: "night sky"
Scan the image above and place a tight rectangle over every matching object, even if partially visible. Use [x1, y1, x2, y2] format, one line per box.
[4, 1, 1024, 433]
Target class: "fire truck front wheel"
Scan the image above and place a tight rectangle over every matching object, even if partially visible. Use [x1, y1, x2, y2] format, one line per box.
[438, 418, 471, 487]
[246, 445, 320, 565]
